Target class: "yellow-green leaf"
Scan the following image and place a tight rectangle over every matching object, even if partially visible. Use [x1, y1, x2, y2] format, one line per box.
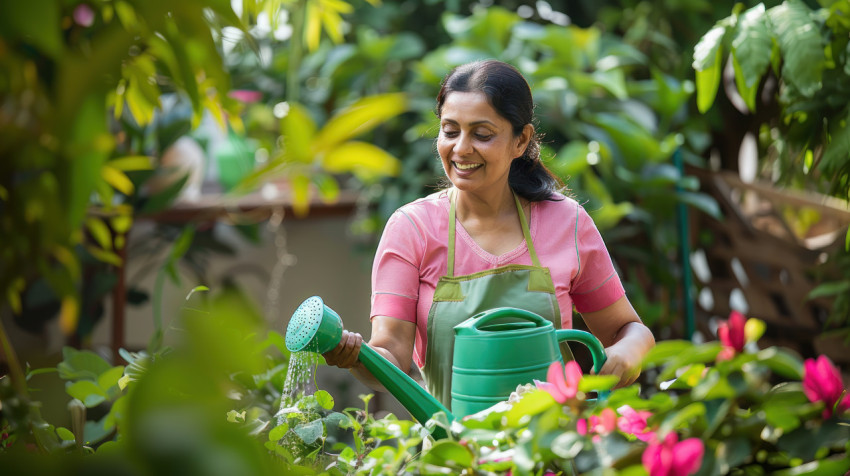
[101, 165, 135, 195]
[280, 103, 317, 163]
[314, 93, 407, 151]
[85, 217, 113, 251]
[86, 245, 123, 267]
[305, 2, 322, 51]
[291, 174, 311, 217]
[322, 141, 401, 181]
[109, 156, 154, 171]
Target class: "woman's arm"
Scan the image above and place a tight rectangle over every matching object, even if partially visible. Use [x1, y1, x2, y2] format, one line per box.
[323, 315, 416, 392]
[580, 296, 655, 387]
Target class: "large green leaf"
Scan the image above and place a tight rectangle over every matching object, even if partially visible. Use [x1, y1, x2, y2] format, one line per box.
[732, 4, 773, 90]
[66, 381, 107, 408]
[693, 24, 727, 113]
[420, 440, 475, 468]
[314, 93, 407, 151]
[768, 1, 826, 97]
[57, 347, 112, 381]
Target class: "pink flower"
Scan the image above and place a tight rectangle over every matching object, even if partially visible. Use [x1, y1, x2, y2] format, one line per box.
[803, 355, 850, 419]
[617, 405, 656, 442]
[642, 432, 704, 476]
[228, 89, 263, 103]
[537, 360, 582, 403]
[73, 4, 95, 27]
[717, 310, 746, 360]
[576, 408, 617, 442]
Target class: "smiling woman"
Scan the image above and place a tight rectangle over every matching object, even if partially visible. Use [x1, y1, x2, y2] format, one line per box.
[322, 60, 655, 411]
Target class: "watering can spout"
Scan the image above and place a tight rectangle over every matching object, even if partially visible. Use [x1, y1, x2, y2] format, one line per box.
[285, 296, 454, 438]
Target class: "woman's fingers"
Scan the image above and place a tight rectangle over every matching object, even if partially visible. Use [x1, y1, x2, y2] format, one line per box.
[323, 330, 363, 368]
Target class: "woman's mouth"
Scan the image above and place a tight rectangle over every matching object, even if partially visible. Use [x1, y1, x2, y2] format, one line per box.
[453, 162, 482, 171]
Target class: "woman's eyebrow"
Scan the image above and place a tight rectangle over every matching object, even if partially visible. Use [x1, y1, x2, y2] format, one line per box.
[441, 118, 497, 127]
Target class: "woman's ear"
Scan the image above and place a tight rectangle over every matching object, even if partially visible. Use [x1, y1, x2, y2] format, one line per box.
[514, 124, 534, 158]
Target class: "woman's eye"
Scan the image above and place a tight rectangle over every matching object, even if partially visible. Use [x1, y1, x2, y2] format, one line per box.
[475, 133, 493, 140]
[442, 130, 459, 137]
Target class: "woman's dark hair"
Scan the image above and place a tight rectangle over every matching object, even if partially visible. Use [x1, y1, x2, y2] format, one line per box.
[436, 60, 564, 202]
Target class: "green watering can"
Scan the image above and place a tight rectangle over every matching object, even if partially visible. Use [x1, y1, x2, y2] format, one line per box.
[451, 307, 608, 417]
[284, 296, 607, 439]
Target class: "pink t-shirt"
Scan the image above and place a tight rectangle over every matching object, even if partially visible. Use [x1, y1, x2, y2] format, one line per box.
[370, 189, 625, 367]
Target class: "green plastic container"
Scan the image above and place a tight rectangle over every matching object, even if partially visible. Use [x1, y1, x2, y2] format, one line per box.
[451, 307, 607, 417]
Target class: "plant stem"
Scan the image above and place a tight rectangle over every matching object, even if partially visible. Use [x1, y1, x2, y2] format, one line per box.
[0, 313, 28, 398]
[286, 0, 306, 103]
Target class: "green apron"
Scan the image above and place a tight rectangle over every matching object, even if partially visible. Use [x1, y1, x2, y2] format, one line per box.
[421, 189, 572, 409]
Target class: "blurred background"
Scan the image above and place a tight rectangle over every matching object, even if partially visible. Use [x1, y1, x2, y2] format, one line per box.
[2, 0, 849, 434]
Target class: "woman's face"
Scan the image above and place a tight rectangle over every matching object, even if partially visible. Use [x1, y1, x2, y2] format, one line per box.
[437, 91, 530, 196]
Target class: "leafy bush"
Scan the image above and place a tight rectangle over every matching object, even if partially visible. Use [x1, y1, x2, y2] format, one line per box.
[3, 295, 848, 475]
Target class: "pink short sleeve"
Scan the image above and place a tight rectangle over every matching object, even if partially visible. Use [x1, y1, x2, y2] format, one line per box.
[569, 204, 625, 313]
[370, 210, 422, 322]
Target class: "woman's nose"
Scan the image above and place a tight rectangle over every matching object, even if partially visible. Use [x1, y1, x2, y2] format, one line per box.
[455, 132, 473, 156]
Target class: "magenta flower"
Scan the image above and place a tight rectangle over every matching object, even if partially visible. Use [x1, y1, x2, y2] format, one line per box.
[537, 360, 582, 403]
[642, 432, 704, 476]
[617, 405, 656, 442]
[228, 89, 263, 104]
[803, 355, 850, 419]
[717, 310, 746, 360]
[73, 4, 95, 27]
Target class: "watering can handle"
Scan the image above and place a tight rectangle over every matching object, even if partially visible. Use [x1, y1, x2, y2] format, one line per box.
[469, 307, 549, 330]
[555, 329, 610, 400]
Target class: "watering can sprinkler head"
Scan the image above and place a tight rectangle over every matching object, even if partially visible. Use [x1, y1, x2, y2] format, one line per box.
[285, 296, 343, 354]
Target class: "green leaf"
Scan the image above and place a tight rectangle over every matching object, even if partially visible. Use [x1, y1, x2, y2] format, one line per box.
[269, 423, 289, 442]
[420, 440, 475, 468]
[58, 347, 112, 381]
[280, 103, 317, 162]
[505, 389, 556, 427]
[658, 342, 722, 382]
[66, 380, 107, 408]
[97, 366, 125, 391]
[293, 419, 324, 444]
[808, 280, 850, 299]
[660, 402, 706, 434]
[314, 93, 407, 150]
[772, 456, 850, 475]
[643, 340, 694, 367]
[693, 24, 727, 113]
[579, 375, 620, 393]
[322, 141, 401, 181]
[56, 427, 75, 442]
[768, 1, 826, 97]
[109, 156, 154, 171]
[85, 217, 113, 251]
[185, 286, 210, 300]
[732, 4, 773, 90]
[756, 347, 804, 379]
[315, 390, 334, 410]
[675, 190, 723, 219]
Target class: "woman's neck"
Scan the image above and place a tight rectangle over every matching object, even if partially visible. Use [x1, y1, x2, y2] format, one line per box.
[453, 185, 517, 222]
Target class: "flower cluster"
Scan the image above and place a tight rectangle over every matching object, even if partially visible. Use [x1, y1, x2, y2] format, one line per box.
[539, 361, 704, 474]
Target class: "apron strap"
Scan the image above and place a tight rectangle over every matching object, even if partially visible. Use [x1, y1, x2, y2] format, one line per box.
[447, 188, 541, 277]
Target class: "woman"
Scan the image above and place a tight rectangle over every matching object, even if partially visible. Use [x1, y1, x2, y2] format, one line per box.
[324, 60, 655, 408]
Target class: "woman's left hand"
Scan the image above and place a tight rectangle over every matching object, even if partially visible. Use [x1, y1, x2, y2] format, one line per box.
[596, 340, 644, 388]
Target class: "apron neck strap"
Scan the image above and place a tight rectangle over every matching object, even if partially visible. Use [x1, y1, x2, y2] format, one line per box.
[447, 188, 541, 277]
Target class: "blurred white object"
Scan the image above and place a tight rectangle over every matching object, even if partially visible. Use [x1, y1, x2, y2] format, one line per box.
[147, 136, 206, 202]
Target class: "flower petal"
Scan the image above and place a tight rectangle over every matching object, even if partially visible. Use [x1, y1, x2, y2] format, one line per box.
[672, 438, 705, 475]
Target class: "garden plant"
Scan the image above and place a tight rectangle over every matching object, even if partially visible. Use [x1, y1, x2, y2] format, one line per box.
[3, 0, 849, 475]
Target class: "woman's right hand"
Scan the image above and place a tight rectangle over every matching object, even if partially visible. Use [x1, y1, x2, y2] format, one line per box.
[322, 330, 363, 368]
